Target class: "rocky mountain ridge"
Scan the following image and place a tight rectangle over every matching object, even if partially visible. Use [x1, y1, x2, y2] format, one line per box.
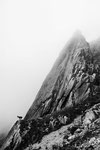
[2, 32, 100, 150]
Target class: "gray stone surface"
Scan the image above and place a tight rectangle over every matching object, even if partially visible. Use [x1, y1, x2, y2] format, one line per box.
[2, 32, 100, 150]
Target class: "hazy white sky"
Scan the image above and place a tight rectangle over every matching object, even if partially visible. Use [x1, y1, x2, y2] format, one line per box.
[0, 0, 100, 133]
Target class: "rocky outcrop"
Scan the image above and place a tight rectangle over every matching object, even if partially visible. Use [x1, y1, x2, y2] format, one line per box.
[24, 31, 91, 120]
[2, 31, 100, 150]
[0, 133, 6, 148]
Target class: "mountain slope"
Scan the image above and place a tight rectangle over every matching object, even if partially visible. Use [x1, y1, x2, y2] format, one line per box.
[24, 31, 90, 120]
[2, 32, 100, 150]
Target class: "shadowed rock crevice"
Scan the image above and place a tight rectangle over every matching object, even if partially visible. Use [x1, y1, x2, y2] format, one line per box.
[2, 32, 100, 150]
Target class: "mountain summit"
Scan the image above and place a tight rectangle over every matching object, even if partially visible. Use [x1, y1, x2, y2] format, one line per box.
[25, 31, 89, 120]
[2, 32, 100, 150]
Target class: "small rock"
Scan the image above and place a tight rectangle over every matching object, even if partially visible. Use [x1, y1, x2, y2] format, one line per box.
[68, 135, 75, 140]
[89, 137, 96, 144]
[75, 128, 81, 133]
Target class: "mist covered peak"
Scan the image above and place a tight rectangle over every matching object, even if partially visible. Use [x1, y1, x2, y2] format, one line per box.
[24, 31, 89, 121]
[2, 32, 100, 150]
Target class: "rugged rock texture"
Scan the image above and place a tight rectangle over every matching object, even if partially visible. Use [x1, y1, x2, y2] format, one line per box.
[0, 133, 6, 148]
[2, 31, 100, 150]
[24, 31, 90, 120]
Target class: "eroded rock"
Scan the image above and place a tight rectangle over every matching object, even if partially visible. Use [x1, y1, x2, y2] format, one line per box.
[2, 32, 100, 150]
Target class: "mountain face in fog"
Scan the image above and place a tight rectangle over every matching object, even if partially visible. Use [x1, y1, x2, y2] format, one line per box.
[24, 31, 89, 120]
[2, 32, 100, 150]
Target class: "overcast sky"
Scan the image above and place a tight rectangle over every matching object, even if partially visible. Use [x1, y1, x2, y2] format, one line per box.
[0, 0, 100, 133]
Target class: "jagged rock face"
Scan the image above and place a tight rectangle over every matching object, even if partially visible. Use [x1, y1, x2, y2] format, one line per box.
[2, 32, 100, 150]
[24, 32, 92, 120]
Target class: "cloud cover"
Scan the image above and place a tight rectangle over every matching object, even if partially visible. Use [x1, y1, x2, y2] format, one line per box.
[0, 0, 100, 132]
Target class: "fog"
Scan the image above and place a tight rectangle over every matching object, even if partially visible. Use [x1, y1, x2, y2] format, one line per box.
[0, 0, 100, 133]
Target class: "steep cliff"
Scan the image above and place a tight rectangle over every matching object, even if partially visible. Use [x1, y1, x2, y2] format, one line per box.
[2, 32, 100, 150]
[24, 31, 90, 120]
